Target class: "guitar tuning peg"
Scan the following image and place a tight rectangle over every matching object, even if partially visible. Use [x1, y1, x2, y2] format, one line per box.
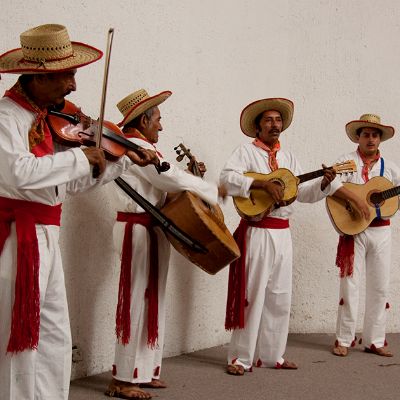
[176, 154, 185, 162]
[173, 145, 179, 150]
[175, 149, 181, 155]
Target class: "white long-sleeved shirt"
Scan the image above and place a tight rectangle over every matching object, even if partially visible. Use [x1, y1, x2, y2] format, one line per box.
[109, 137, 218, 213]
[0, 97, 130, 205]
[220, 142, 342, 219]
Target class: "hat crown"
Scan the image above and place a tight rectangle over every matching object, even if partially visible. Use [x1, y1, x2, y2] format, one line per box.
[358, 113, 381, 125]
[117, 89, 150, 117]
[20, 24, 73, 63]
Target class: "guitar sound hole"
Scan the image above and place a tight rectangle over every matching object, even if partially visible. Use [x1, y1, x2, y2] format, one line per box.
[369, 192, 382, 206]
[271, 179, 285, 190]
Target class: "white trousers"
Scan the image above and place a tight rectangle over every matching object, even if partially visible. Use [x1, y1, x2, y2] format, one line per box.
[0, 224, 71, 400]
[228, 227, 292, 369]
[336, 226, 391, 348]
[113, 223, 170, 384]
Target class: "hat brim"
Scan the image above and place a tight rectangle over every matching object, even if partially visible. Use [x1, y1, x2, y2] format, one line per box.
[346, 120, 395, 143]
[240, 98, 294, 137]
[0, 41, 102, 74]
[117, 91, 172, 127]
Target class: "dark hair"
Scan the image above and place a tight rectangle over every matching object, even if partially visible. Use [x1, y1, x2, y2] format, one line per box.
[356, 127, 382, 137]
[18, 74, 34, 85]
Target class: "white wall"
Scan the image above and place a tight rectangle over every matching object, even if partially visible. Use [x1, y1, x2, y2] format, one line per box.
[1, 0, 400, 379]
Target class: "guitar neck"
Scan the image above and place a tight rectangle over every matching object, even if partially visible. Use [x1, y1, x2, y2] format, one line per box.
[377, 185, 400, 201]
[297, 169, 325, 184]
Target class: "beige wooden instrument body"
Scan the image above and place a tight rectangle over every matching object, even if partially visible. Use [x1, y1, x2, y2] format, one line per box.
[326, 176, 399, 235]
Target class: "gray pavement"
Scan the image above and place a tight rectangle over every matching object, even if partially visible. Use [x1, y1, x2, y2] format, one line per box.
[70, 333, 400, 400]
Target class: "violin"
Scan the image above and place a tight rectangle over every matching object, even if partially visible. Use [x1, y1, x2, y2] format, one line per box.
[46, 100, 170, 174]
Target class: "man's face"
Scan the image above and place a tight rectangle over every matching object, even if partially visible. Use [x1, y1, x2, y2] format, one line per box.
[256, 110, 283, 147]
[37, 69, 77, 107]
[356, 127, 381, 156]
[142, 106, 163, 143]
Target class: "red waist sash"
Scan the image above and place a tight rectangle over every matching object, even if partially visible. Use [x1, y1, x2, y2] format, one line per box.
[0, 196, 62, 353]
[116, 212, 159, 348]
[225, 217, 289, 331]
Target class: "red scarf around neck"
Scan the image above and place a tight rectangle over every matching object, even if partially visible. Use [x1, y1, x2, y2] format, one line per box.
[252, 138, 280, 171]
[3, 80, 54, 157]
[357, 147, 380, 183]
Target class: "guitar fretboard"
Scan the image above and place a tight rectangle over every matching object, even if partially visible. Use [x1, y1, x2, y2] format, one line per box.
[298, 169, 326, 184]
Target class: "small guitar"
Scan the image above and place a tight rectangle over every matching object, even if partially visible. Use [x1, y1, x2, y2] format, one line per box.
[326, 176, 400, 235]
[233, 160, 357, 219]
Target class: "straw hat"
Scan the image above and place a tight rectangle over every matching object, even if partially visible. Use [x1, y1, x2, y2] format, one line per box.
[117, 89, 172, 127]
[346, 114, 394, 143]
[0, 24, 102, 74]
[240, 98, 294, 137]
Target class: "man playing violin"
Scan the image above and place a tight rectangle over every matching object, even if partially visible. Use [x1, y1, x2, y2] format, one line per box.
[331, 114, 400, 358]
[105, 89, 221, 399]
[219, 98, 368, 376]
[0, 24, 156, 400]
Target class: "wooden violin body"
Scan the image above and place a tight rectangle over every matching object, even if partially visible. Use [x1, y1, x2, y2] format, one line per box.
[161, 143, 240, 274]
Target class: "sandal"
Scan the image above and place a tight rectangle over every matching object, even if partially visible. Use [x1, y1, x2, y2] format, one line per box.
[140, 379, 167, 388]
[332, 344, 348, 357]
[276, 360, 298, 369]
[105, 379, 152, 399]
[226, 364, 245, 376]
[365, 346, 393, 357]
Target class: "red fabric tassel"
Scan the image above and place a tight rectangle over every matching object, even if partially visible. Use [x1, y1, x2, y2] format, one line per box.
[225, 219, 248, 330]
[384, 339, 388, 346]
[154, 366, 160, 377]
[386, 302, 390, 309]
[133, 368, 138, 379]
[0, 197, 61, 353]
[339, 298, 344, 305]
[112, 364, 117, 376]
[256, 359, 262, 367]
[115, 212, 158, 347]
[336, 235, 354, 277]
[225, 217, 289, 331]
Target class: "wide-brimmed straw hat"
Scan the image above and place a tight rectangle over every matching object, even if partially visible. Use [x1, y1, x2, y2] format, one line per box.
[0, 24, 102, 74]
[240, 97, 294, 137]
[346, 114, 394, 143]
[117, 89, 172, 127]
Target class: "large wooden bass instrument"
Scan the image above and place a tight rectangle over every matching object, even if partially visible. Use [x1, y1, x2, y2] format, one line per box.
[161, 143, 240, 274]
[326, 176, 400, 235]
[233, 160, 357, 219]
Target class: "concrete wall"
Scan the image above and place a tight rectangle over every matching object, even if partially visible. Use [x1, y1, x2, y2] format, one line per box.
[1, 0, 400, 379]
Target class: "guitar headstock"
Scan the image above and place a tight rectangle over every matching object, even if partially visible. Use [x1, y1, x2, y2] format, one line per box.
[174, 143, 194, 163]
[332, 160, 357, 175]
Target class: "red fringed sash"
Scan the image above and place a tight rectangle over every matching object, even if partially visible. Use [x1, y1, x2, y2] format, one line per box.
[336, 219, 390, 277]
[225, 217, 289, 330]
[115, 211, 159, 348]
[0, 196, 62, 353]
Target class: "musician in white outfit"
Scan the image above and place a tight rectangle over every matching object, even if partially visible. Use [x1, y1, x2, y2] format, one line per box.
[332, 114, 400, 358]
[106, 89, 220, 399]
[219, 98, 363, 376]
[0, 25, 156, 400]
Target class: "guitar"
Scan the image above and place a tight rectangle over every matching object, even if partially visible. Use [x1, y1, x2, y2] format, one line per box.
[233, 160, 357, 219]
[326, 176, 400, 235]
[161, 143, 240, 274]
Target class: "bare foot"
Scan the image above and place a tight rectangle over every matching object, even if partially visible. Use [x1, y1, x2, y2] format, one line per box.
[332, 344, 348, 357]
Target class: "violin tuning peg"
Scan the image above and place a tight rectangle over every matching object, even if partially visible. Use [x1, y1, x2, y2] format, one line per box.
[173, 145, 179, 151]
[175, 149, 181, 155]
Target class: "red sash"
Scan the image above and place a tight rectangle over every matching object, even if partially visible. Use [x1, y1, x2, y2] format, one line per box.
[0, 196, 62, 353]
[115, 211, 159, 348]
[336, 218, 390, 277]
[225, 217, 289, 330]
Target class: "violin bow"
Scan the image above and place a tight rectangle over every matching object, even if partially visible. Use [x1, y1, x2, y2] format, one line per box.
[96, 28, 114, 149]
